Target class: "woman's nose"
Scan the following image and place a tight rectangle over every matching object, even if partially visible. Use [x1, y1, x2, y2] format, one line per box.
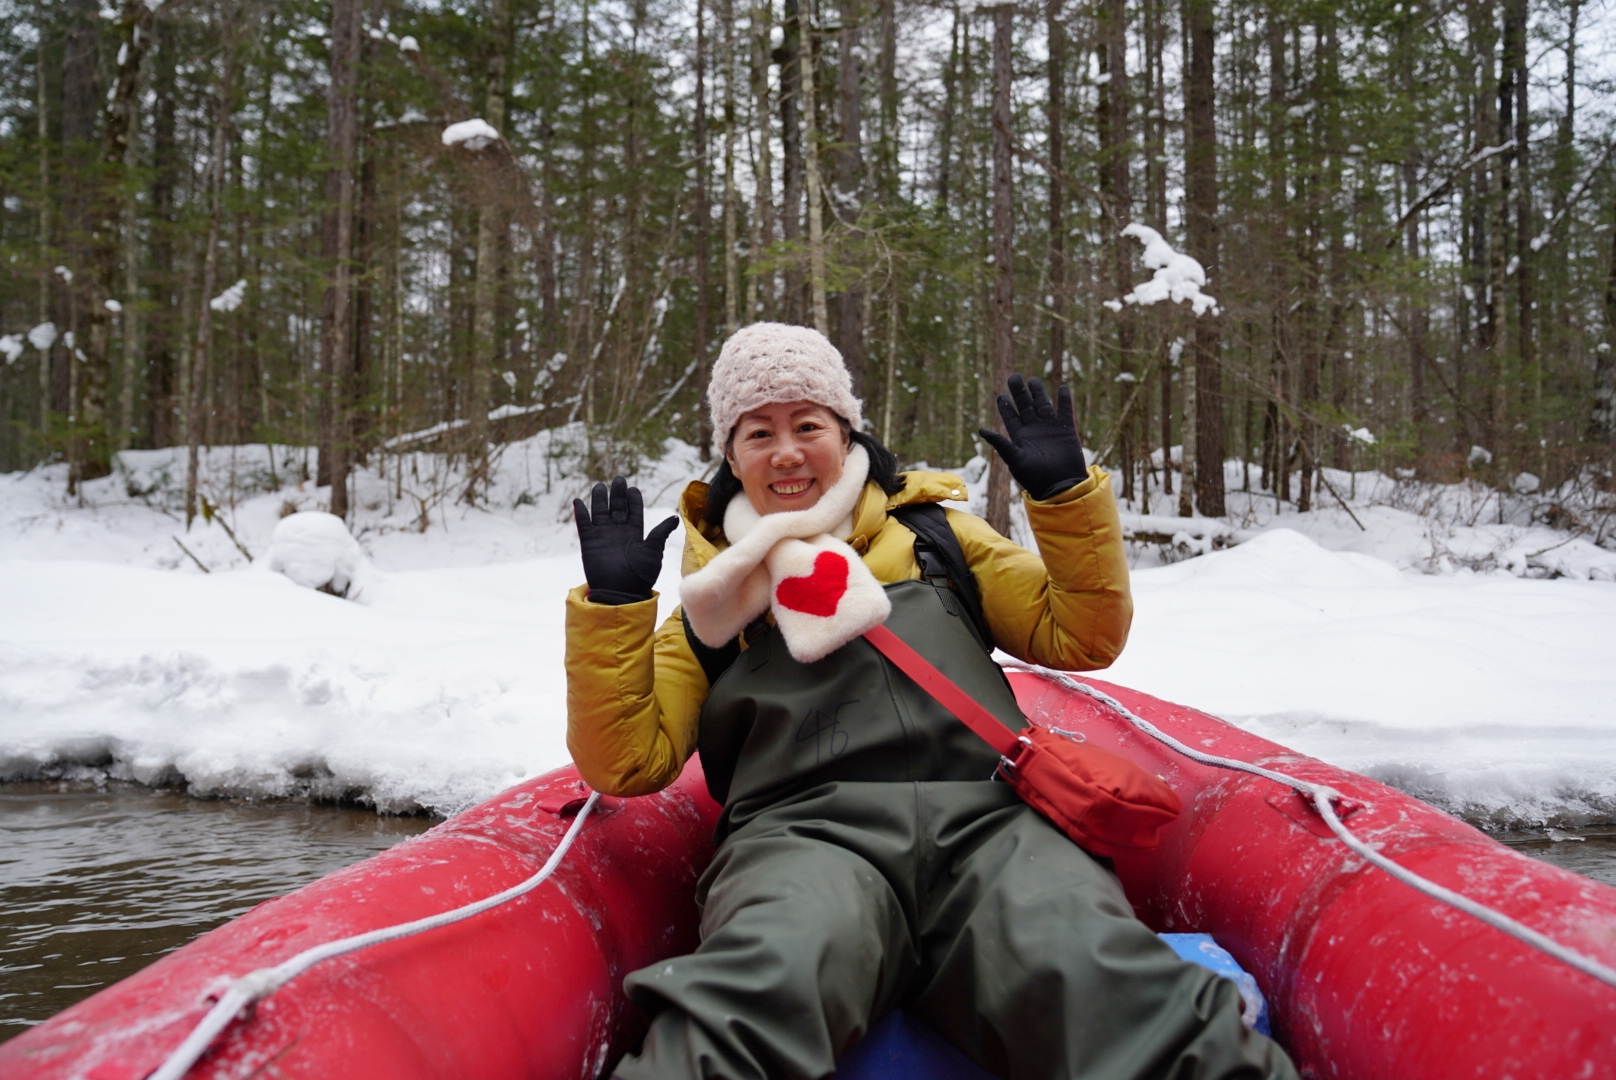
[771, 437, 806, 466]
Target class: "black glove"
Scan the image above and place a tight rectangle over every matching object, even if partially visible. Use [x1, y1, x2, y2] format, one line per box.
[573, 477, 679, 606]
[978, 373, 1087, 501]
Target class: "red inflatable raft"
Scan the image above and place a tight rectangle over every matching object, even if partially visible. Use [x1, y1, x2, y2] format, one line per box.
[3, 672, 1614, 1080]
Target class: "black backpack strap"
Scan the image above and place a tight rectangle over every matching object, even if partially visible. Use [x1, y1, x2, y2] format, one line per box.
[683, 609, 742, 689]
[888, 503, 994, 652]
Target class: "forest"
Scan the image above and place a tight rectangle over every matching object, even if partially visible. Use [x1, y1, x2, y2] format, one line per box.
[2, 0, 1613, 534]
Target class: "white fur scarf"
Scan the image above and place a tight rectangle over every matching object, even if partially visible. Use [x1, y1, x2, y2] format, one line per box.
[681, 443, 891, 664]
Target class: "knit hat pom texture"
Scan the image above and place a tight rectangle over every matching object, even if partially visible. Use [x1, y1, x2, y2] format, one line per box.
[708, 323, 864, 454]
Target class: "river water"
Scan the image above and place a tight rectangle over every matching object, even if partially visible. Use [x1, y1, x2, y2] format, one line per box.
[1, 782, 1612, 1044]
[0, 781, 434, 1042]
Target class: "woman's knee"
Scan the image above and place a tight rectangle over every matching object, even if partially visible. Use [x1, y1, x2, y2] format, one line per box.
[698, 835, 913, 994]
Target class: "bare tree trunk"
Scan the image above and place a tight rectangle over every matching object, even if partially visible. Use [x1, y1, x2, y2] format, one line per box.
[777, 0, 804, 324]
[692, 0, 714, 451]
[467, 0, 511, 500]
[1180, 343, 1196, 516]
[36, 16, 52, 442]
[319, 0, 362, 519]
[148, 18, 179, 448]
[723, 0, 740, 338]
[832, 1, 866, 394]
[748, 3, 776, 320]
[1592, 215, 1616, 443]
[538, 1, 560, 359]
[1185, 0, 1224, 515]
[60, 0, 99, 491]
[1101, 0, 1134, 501]
[1146, 0, 1171, 493]
[1401, 10, 1428, 467]
[936, 6, 961, 213]
[801, 0, 830, 336]
[1505, 0, 1534, 465]
[186, 27, 236, 527]
[876, 0, 898, 198]
[985, 4, 1015, 537]
[77, 1, 155, 473]
[1474, 0, 1505, 466]
[1046, 0, 1066, 387]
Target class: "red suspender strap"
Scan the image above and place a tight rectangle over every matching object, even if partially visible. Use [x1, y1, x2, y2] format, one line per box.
[862, 624, 1019, 759]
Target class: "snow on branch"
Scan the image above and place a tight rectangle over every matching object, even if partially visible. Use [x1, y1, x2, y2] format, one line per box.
[210, 279, 248, 313]
[27, 322, 57, 351]
[1117, 224, 1219, 317]
[442, 119, 500, 151]
[0, 335, 23, 364]
[1524, 139, 1616, 258]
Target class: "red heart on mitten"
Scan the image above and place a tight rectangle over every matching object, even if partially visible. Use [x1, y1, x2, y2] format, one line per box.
[775, 551, 850, 617]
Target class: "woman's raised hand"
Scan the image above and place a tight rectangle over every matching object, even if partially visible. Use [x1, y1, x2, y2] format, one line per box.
[573, 477, 680, 605]
[978, 374, 1088, 501]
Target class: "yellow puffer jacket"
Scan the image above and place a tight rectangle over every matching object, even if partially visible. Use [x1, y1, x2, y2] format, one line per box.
[564, 464, 1132, 797]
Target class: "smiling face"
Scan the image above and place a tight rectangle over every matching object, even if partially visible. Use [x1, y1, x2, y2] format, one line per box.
[725, 401, 851, 516]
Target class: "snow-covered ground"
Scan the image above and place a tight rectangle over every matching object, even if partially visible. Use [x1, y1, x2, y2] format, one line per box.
[2, 431, 1613, 828]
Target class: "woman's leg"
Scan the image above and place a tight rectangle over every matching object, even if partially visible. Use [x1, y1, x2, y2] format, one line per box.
[615, 827, 915, 1080]
[912, 799, 1299, 1080]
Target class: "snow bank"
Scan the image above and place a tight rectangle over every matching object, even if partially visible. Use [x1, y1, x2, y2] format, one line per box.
[1102, 528, 1616, 827]
[0, 429, 700, 815]
[1, 432, 1613, 828]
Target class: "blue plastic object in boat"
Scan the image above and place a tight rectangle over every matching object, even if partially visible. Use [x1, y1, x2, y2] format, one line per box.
[1158, 933, 1271, 1037]
[836, 932, 1270, 1078]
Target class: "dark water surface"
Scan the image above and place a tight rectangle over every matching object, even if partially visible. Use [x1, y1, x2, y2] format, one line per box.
[1494, 826, 1616, 887]
[1, 784, 1613, 1046]
[0, 781, 436, 1042]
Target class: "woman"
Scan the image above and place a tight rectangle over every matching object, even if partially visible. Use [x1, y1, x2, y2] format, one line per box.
[567, 323, 1296, 1080]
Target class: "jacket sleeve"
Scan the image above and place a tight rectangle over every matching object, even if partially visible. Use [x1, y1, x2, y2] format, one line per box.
[945, 465, 1132, 670]
[564, 586, 709, 796]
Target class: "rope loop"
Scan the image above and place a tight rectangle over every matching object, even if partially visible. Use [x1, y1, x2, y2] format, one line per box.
[1005, 663, 1616, 991]
[148, 789, 603, 1080]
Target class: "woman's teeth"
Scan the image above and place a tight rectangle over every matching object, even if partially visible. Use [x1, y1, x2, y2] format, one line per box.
[772, 480, 813, 495]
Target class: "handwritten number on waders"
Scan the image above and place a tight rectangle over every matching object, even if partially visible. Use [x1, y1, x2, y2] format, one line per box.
[797, 701, 857, 764]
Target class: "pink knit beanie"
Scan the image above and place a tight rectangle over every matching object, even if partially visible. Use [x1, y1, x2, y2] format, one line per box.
[707, 323, 864, 455]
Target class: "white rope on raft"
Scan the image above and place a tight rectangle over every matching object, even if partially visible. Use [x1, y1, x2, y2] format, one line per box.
[148, 790, 604, 1080]
[1006, 663, 1616, 992]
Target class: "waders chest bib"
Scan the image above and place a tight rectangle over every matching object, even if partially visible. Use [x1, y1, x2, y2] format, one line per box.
[698, 579, 1024, 838]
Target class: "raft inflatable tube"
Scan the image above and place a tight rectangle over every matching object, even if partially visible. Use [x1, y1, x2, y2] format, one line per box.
[3, 672, 1615, 1079]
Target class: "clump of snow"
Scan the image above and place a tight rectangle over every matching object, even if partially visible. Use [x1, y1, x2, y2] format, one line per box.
[0, 335, 22, 364]
[1119, 223, 1219, 316]
[1468, 445, 1493, 466]
[28, 322, 57, 352]
[210, 279, 248, 313]
[442, 118, 500, 150]
[398, 35, 419, 53]
[265, 511, 369, 598]
[104, 298, 123, 313]
[1512, 472, 1540, 494]
[54, 265, 73, 284]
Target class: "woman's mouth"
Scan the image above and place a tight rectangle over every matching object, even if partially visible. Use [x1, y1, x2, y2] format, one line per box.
[770, 479, 814, 497]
